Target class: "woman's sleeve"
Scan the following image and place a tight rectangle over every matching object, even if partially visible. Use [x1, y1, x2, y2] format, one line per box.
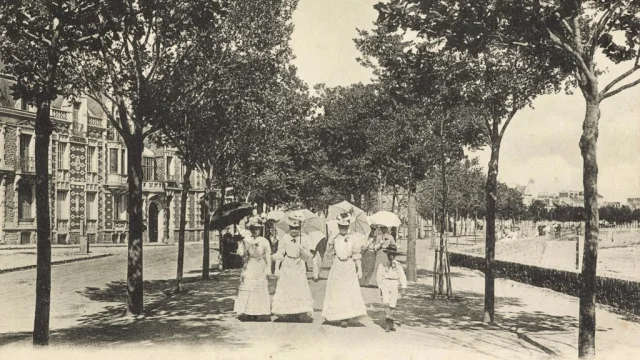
[300, 236, 313, 261]
[237, 240, 246, 257]
[272, 237, 285, 262]
[351, 238, 362, 261]
[263, 239, 272, 268]
[326, 234, 336, 257]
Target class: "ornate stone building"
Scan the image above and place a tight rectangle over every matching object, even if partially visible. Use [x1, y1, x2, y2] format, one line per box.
[0, 75, 225, 245]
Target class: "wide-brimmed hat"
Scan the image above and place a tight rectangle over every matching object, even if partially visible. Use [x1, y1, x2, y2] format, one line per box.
[383, 243, 403, 255]
[246, 216, 264, 229]
[287, 212, 304, 228]
[336, 212, 353, 226]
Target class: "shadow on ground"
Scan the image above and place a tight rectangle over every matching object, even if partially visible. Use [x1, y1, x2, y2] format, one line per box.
[0, 271, 249, 348]
[368, 277, 580, 334]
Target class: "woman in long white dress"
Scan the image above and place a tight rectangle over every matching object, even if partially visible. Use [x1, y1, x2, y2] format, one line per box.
[271, 212, 314, 321]
[322, 212, 368, 327]
[233, 216, 272, 321]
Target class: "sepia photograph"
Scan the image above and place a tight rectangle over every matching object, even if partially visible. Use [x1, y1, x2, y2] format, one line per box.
[0, 1, 639, 359]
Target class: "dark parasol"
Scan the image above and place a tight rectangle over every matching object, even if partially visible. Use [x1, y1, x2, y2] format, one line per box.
[209, 202, 255, 231]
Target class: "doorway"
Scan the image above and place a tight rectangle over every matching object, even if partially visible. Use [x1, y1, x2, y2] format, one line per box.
[149, 202, 159, 243]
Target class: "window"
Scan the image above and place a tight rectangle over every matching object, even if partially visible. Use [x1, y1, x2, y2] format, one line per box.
[86, 147, 96, 173]
[166, 156, 174, 180]
[57, 142, 68, 169]
[114, 194, 127, 220]
[57, 234, 67, 245]
[18, 184, 33, 220]
[19, 134, 31, 158]
[109, 149, 118, 173]
[121, 149, 127, 175]
[73, 102, 81, 121]
[86, 192, 98, 220]
[21, 232, 30, 244]
[56, 190, 70, 220]
[143, 157, 155, 181]
[20, 100, 28, 111]
[87, 234, 96, 244]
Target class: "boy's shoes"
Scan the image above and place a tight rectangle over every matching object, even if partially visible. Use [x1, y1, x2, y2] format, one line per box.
[389, 319, 396, 331]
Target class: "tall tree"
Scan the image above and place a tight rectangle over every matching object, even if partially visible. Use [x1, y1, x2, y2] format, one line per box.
[0, 0, 105, 344]
[371, 0, 569, 324]
[74, 0, 227, 315]
[377, 1, 640, 356]
[357, 30, 485, 283]
[153, 0, 306, 281]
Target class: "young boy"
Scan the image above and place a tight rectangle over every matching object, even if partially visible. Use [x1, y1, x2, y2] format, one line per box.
[376, 243, 407, 332]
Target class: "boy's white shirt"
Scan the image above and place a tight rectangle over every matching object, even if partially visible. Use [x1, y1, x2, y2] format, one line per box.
[376, 259, 408, 289]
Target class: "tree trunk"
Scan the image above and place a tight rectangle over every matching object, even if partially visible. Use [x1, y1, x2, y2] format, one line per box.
[406, 181, 417, 282]
[125, 128, 144, 315]
[175, 166, 192, 292]
[378, 170, 384, 211]
[202, 175, 213, 280]
[483, 135, 500, 324]
[438, 136, 448, 295]
[391, 186, 397, 213]
[33, 103, 54, 345]
[578, 98, 600, 359]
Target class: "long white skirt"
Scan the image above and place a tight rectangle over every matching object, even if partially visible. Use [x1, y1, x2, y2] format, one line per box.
[271, 256, 314, 315]
[322, 258, 367, 322]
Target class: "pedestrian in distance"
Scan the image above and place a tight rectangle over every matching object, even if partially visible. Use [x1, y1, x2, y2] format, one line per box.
[271, 212, 314, 322]
[376, 243, 407, 332]
[233, 216, 272, 321]
[322, 212, 368, 328]
[361, 225, 396, 287]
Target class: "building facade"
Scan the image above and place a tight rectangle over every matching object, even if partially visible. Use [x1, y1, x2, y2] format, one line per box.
[0, 76, 226, 245]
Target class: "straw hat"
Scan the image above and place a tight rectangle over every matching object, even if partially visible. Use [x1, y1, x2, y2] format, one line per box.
[383, 243, 403, 256]
[246, 216, 264, 229]
[336, 212, 353, 226]
[287, 212, 304, 228]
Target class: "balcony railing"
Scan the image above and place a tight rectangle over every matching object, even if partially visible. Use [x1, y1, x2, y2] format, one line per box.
[143, 180, 164, 192]
[107, 173, 127, 186]
[18, 157, 35, 173]
[51, 108, 70, 121]
[113, 219, 128, 230]
[87, 115, 103, 127]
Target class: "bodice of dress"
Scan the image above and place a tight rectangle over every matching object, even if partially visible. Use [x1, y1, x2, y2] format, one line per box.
[330, 233, 362, 261]
[241, 236, 270, 260]
[278, 233, 311, 260]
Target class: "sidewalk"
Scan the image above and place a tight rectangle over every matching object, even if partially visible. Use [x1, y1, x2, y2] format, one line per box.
[0, 248, 114, 273]
[0, 240, 637, 359]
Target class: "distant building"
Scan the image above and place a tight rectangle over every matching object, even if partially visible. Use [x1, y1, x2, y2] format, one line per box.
[514, 184, 533, 206]
[604, 202, 622, 208]
[628, 198, 640, 210]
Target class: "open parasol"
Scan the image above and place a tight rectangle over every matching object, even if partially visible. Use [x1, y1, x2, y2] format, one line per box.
[209, 202, 255, 231]
[368, 211, 402, 228]
[327, 200, 371, 236]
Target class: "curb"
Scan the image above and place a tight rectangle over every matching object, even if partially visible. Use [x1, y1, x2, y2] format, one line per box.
[0, 253, 113, 274]
[0, 243, 189, 251]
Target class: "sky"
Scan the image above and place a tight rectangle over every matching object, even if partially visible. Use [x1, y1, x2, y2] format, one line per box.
[289, 0, 640, 203]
